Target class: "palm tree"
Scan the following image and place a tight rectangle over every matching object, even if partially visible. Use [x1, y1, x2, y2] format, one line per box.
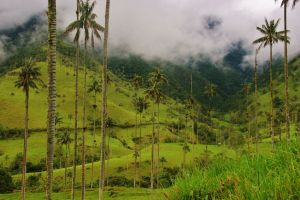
[65, 1, 104, 198]
[99, 0, 111, 199]
[56, 131, 73, 188]
[204, 82, 217, 152]
[131, 75, 142, 188]
[253, 18, 288, 148]
[64, 1, 80, 198]
[146, 68, 168, 188]
[275, 0, 298, 142]
[88, 78, 101, 189]
[145, 86, 157, 190]
[15, 58, 44, 200]
[243, 83, 251, 151]
[137, 97, 149, 186]
[46, 0, 57, 199]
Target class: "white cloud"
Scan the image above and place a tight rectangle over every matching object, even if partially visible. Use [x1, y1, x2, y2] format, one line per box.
[1, 0, 300, 63]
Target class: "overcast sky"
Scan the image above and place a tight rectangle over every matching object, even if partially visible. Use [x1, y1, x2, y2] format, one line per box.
[1, 0, 300, 63]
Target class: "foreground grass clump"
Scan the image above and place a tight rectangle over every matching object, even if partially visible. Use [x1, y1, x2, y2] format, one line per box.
[169, 141, 300, 200]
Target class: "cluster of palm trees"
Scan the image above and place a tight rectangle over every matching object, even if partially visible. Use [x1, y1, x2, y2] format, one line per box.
[253, 0, 298, 148]
[14, 0, 111, 199]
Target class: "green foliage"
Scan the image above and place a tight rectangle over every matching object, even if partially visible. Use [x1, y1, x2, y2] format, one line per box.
[170, 141, 300, 200]
[0, 168, 14, 193]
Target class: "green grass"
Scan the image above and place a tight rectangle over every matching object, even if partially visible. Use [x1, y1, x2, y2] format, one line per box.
[168, 140, 300, 200]
[0, 188, 164, 200]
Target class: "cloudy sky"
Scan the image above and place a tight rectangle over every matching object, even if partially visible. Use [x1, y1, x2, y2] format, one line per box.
[1, 0, 300, 63]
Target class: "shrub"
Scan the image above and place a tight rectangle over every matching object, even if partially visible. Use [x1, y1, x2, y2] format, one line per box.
[27, 174, 41, 188]
[0, 168, 14, 193]
[107, 176, 132, 187]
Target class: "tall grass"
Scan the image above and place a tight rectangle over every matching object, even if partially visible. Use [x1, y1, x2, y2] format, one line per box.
[169, 141, 300, 200]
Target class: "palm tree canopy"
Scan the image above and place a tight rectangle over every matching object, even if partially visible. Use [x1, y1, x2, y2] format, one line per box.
[15, 58, 44, 92]
[148, 68, 168, 87]
[253, 18, 289, 49]
[56, 131, 73, 146]
[145, 86, 166, 104]
[55, 112, 63, 126]
[132, 75, 143, 91]
[64, 0, 105, 46]
[88, 79, 102, 94]
[275, 0, 299, 8]
[133, 97, 150, 113]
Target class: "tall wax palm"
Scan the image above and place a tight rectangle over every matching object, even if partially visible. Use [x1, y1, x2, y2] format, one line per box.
[253, 18, 288, 148]
[99, 0, 111, 199]
[56, 131, 73, 188]
[135, 96, 149, 187]
[65, 1, 80, 198]
[131, 75, 142, 188]
[275, 0, 298, 142]
[88, 79, 101, 189]
[145, 86, 157, 190]
[46, 0, 57, 199]
[65, 1, 104, 198]
[204, 82, 217, 152]
[147, 68, 167, 188]
[15, 59, 44, 200]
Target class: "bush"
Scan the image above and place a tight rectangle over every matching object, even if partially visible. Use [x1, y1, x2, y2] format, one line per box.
[27, 174, 41, 189]
[9, 153, 23, 174]
[107, 176, 132, 187]
[0, 126, 23, 139]
[159, 167, 180, 188]
[0, 168, 14, 193]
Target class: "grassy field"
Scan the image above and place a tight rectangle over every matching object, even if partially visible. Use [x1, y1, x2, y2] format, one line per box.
[0, 188, 164, 200]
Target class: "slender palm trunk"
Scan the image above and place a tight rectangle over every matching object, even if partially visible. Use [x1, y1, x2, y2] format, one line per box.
[81, 43, 88, 200]
[255, 49, 258, 153]
[151, 102, 155, 189]
[99, 0, 110, 199]
[21, 89, 29, 200]
[270, 44, 275, 149]
[106, 131, 111, 186]
[91, 94, 96, 189]
[134, 110, 138, 188]
[64, 144, 68, 188]
[138, 112, 142, 187]
[156, 102, 160, 188]
[283, 4, 290, 142]
[206, 99, 211, 152]
[72, 1, 80, 199]
[46, 0, 57, 199]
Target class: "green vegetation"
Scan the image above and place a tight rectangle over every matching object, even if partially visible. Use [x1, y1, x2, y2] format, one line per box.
[168, 141, 300, 200]
[1, 0, 300, 199]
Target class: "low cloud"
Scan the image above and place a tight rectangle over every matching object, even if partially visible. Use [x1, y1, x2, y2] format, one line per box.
[0, 0, 300, 64]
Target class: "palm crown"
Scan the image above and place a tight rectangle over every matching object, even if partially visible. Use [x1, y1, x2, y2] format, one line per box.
[15, 58, 44, 92]
[88, 79, 102, 94]
[253, 18, 288, 49]
[275, 0, 299, 8]
[64, 0, 104, 47]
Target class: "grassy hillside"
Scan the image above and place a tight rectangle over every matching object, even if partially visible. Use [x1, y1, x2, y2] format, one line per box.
[0, 58, 176, 129]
